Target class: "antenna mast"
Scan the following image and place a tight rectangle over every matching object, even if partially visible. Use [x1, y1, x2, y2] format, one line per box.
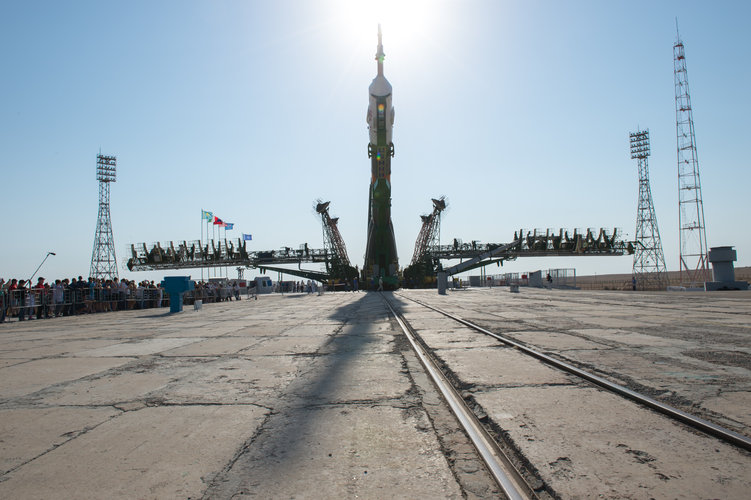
[673, 29, 709, 286]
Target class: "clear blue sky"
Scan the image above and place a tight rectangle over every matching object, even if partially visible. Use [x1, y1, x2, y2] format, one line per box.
[2, 0, 749, 283]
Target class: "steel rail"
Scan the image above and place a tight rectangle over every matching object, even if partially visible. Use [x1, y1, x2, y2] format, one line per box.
[381, 294, 537, 500]
[396, 293, 751, 453]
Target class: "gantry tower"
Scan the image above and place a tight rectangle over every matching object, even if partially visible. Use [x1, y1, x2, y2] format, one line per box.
[630, 130, 667, 290]
[90, 154, 118, 280]
[410, 197, 447, 266]
[316, 201, 357, 281]
[674, 28, 709, 286]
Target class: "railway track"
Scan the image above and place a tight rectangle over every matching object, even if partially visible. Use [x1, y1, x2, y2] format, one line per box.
[382, 295, 539, 500]
[391, 292, 751, 452]
[382, 291, 751, 498]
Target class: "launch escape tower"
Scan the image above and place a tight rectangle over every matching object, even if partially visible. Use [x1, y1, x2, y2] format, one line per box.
[630, 130, 667, 290]
[363, 25, 399, 288]
[674, 29, 709, 286]
[90, 154, 119, 280]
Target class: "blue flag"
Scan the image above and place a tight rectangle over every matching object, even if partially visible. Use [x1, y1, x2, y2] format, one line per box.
[243, 233, 252, 241]
[225, 223, 234, 230]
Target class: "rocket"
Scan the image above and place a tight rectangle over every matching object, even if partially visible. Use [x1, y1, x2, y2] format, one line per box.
[364, 24, 399, 287]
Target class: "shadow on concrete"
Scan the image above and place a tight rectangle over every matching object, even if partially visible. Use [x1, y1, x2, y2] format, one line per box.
[204, 291, 404, 495]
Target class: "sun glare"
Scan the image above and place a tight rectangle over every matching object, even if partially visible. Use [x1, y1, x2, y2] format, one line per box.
[334, 0, 442, 55]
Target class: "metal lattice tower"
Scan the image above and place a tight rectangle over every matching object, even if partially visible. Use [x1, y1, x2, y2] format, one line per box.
[90, 154, 118, 280]
[410, 197, 446, 265]
[316, 200, 352, 279]
[674, 29, 709, 286]
[630, 130, 667, 290]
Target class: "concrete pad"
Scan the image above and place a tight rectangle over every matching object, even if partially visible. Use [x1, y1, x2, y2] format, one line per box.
[39, 371, 174, 406]
[505, 330, 611, 351]
[0, 357, 136, 398]
[436, 347, 572, 386]
[230, 323, 294, 336]
[248, 335, 330, 355]
[319, 330, 395, 355]
[158, 356, 303, 405]
[0, 339, 123, 359]
[291, 353, 409, 403]
[0, 358, 30, 369]
[0, 407, 120, 473]
[475, 385, 751, 498]
[75, 338, 200, 357]
[0, 405, 267, 499]
[161, 337, 263, 356]
[703, 391, 751, 425]
[416, 326, 502, 349]
[205, 405, 462, 499]
[571, 328, 696, 348]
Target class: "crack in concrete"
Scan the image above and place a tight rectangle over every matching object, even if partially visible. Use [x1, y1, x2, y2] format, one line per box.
[0, 408, 124, 479]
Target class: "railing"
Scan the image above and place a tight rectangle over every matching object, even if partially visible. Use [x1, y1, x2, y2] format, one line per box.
[0, 285, 255, 322]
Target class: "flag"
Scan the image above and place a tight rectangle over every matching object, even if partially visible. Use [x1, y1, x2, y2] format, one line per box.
[243, 234, 252, 241]
[225, 223, 234, 230]
[213, 216, 223, 226]
[201, 210, 213, 222]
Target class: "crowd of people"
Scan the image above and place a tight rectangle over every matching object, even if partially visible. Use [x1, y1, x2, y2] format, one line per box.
[0, 276, 250, 323]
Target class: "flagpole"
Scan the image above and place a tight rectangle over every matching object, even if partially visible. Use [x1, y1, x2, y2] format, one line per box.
[200, 209, 204, 282]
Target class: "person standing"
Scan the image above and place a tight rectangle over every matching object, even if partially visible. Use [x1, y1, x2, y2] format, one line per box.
[33, 277, 48, 319]
[53, 279, 64, 317]
[16, 280, 28, 321]
[353, 277, 359, 292]
[0, 278, 7, 323]
[378, 276, 383, 291]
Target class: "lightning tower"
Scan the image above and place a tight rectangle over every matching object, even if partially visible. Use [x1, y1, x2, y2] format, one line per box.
[674, 27, 709, 286]
[363, 25, 398, 288]
[90, 153, 119, 280]
[630, 130, 667, 289]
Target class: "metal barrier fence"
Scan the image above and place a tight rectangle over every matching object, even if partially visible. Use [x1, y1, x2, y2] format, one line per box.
[0, 284, 256, 322]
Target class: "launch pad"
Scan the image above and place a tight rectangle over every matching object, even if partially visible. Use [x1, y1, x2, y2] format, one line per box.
[127, 27, 633, 288]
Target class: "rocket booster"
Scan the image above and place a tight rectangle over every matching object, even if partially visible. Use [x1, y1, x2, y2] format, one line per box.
[364, 25, 399, 286]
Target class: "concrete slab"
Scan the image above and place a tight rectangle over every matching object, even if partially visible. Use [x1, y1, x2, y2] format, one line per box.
[204, 405, 463, 499]
[0, 407, 120, 473]
[290, 353, 409, 403]
[157, 356, 305, 405]
[39, 371, 174, 406]
[0, 405, 267, 499]
[76, 338, 200, 357]
[436, 347, 573, 386]
[0, 357, 136, 399]
[475, 385, 751, 498]
[0, 339, 123, 359]
[415, 326, 502, 349]
[161, 336, 263, 356]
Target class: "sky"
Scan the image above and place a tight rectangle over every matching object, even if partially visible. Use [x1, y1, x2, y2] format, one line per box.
[1, 0, 749, 284]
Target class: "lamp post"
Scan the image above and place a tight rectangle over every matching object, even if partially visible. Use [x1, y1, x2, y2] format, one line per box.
[28, 252, 56, 284]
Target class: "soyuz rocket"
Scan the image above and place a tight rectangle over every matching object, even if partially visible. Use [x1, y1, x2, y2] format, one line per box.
[364, 25, 399, 287]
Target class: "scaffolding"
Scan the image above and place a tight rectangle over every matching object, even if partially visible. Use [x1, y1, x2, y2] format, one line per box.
[630, 129, 667, 290]
[674, 28, 709, 286]
[90, 154, 118, 280]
